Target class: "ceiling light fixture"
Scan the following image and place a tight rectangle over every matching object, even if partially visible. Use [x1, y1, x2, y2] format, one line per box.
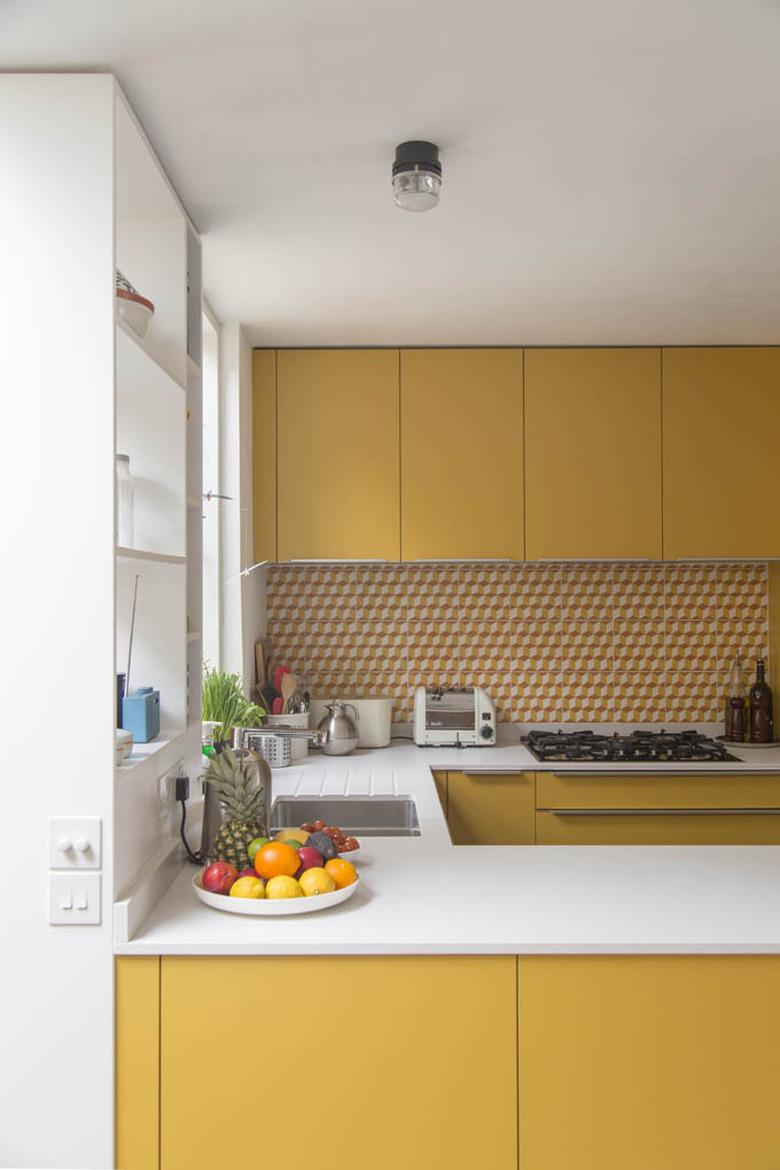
[392, 141, 442, 212]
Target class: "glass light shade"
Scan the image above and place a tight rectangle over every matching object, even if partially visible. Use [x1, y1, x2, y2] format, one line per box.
[392, 169, 441, 212]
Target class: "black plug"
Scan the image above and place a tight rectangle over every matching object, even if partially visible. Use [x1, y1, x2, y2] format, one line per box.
[175, 774, 190, 803]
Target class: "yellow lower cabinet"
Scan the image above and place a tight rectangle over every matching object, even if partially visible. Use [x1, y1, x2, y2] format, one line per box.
[432, 768, 448, 817]
[447, 771, 536, 845]
[537, 809, 780, 844]
[115, 957, 160, 1170]
[160, 955, 517, 1170]
[518, 955, 780, 1170]
[536, 771, 780, 844]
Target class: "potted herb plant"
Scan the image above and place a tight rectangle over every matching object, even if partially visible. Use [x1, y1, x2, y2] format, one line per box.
[202, 664, 265, 750]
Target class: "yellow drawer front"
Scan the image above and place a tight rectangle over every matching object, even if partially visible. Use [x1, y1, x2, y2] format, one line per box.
[161, 956, 517, 1170]
[537, 809, 780, 845]
[447, 771, 536, 845]
[519, 955, 780, 1170]
[537, 770, 780, 811]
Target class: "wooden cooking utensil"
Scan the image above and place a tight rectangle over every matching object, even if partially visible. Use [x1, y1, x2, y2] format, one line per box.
[281, 671, 297, 711]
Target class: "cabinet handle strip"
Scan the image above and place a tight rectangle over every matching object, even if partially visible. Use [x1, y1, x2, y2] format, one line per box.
[543, 807, 780, 817]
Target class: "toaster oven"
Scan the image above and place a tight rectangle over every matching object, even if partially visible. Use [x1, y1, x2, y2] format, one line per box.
[413, 686, 496, 747]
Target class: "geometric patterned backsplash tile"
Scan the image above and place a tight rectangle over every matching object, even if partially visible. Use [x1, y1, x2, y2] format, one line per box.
[266, 561, 770, 724]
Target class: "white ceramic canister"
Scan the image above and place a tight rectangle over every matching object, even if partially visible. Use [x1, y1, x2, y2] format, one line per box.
[265, 713, 310, 760]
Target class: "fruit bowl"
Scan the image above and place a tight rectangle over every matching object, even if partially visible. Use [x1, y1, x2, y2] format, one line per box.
[192, 872, 361, 916]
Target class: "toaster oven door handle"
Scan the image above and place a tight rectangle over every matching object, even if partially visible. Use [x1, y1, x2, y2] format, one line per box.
[543, 807, 780, 817]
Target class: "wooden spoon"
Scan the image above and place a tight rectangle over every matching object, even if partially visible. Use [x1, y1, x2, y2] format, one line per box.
[281, 671, 297, 712]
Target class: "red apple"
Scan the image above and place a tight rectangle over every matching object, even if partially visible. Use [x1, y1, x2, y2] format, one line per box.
[236, 867, 257, 880]
[202, 860, 238, 894]
[296, 846, 324, 873]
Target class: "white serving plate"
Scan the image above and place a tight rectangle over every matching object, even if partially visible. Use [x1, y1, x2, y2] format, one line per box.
[716, 736, 780, 749]
[192, 872, 360, 916]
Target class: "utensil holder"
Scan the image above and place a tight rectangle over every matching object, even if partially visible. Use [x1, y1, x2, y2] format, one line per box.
[265, 713, 310, 760]
[257, 734, 292, 769]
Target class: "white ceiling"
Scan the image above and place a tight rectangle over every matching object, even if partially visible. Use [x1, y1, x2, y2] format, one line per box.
[3, 0, 780, 344]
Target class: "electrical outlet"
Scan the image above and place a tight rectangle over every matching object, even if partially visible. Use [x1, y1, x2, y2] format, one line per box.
[48, 873, 101, 925]
[48, 817, 102, 869]
[158, 769, 177, 816]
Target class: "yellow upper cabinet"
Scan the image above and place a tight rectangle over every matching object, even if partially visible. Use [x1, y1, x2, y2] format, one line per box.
[252, 349, 277, 563]
[277, 349, 400, 561]
[662, 347, 780, 558]
[400, 349, 524, 560]
[525, 348, 662, 560]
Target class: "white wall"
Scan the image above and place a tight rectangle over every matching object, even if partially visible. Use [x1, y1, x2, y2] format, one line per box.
[0, 75, 116, 1169]
[219, 323, 265, 687]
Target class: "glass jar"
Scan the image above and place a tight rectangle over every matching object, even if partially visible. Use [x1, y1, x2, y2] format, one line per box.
[115, 453, 135, 547]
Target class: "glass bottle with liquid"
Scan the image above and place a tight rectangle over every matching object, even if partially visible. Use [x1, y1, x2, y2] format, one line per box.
[724, 654, 746, 742]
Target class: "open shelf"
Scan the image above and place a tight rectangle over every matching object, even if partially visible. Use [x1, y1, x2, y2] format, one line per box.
[116, 317, 186, 392]
[116, 728, 188, 780]
[117, 546, 186, 565]
[116, 321, 186, 558]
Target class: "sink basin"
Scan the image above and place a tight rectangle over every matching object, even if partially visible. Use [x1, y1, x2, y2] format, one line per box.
[271, 797, 420, 837]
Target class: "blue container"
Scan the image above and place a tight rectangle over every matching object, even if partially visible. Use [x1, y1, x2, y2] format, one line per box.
[122, 687, 160, 743]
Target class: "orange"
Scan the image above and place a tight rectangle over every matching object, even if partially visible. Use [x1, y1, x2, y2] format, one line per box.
[324, 857, 358, 889]
[254, 841, 300, 880]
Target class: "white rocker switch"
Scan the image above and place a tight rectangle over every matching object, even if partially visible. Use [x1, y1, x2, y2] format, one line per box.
[49, 874, 100, 925]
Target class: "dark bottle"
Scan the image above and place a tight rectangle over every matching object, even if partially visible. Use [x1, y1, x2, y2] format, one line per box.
[748, 658, 774, 744]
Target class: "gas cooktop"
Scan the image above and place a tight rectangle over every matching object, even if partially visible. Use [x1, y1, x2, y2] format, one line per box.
[521, 729, 741, 764]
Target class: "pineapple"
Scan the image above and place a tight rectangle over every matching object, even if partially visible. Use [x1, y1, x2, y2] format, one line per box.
[206, 748, 268, 869]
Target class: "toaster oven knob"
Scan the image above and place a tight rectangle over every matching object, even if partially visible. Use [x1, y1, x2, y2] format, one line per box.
[480, 725, 494, 740]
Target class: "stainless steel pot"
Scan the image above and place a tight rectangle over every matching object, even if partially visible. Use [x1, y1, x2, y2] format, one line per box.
[318, 701, 359, 756]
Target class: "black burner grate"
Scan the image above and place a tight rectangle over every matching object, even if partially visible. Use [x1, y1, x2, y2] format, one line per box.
[521, 729, 741, 764]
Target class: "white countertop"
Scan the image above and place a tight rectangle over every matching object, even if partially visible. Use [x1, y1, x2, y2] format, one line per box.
[116, 730, 780, 956]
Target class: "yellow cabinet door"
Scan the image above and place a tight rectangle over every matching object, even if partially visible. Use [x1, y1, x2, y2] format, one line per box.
[447, 771, 536, 844]
[518, 955, 780, 1170]
[524, 348, 662, 559]
[277, 349, 400, 560]
[400, 349, 524, 559]
[116, 957, 160, 1170]
[432, 768, 448, 816]
[161, 956, 517, 1170]
[663, 347, 780, 557]
[537, 808, 780, 844]
[252, 349, 277, 562]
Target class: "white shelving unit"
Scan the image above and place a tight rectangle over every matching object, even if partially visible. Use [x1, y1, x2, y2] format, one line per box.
[113, 89, 203, 893]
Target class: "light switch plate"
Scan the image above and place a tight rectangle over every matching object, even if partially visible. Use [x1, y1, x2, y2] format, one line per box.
[48, 873, 101, 925]
[48, 817, 102, 869]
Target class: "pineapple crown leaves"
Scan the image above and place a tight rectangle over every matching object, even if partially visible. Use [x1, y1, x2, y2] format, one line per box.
[205, 748, 265, 822]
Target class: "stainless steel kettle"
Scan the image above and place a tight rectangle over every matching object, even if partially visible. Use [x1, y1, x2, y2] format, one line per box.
[318, 701, 359, 756]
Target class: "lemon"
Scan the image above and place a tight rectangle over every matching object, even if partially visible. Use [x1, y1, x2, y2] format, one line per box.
[265, 875, 303, 899]
[229, 875, 265, 899]
[299, 867, 336, 897]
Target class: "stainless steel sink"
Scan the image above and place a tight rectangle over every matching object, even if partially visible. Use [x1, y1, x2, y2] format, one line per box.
[271, 797, 420, 837]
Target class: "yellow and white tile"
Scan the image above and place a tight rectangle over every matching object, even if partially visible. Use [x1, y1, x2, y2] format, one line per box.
[561, 621, 613, 670]
[614, 621, 665, 671]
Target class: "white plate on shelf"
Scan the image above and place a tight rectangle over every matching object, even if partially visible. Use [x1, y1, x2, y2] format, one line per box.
[192, 872, 360, 916]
